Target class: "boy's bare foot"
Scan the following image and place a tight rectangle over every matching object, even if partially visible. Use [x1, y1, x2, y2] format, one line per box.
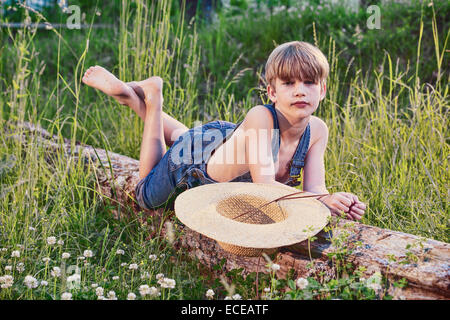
[82, 66, 134, 105]
[136, 76, 164, 110]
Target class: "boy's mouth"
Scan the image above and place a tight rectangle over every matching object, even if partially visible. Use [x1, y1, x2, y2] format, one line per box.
[291, 101, 309, 107]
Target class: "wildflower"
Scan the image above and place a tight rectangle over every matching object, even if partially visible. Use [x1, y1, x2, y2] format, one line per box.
[107, 291, 117, 300]
[83, 250, 93, 258]
[29, 226, 36, 231]
[40, 280, 48, 287]
[11, 250, 20, 258]
[296, 277, 309, 290]
[24, 275, 39, 289]
[205, 289, 215, 299]
[57, 240, 64, 245]
[127, 292, 136, 300]
[112, 276, 119, 281]
[42, 257, 51, 263]
[77, 256, 85, 261]
[95, 11, 101, 16]
[61, 292, 72, 300]
[0, 275, 14, 289]
[16, 263, 25, 273]
[271, 263, 280, 272]
[46, 237, 57, 245]
[160, 253, 166, 258]
[139, 284, 151, 297]
[97, 295, 106, 300]
[156, 273, 164, 280]
[120, 263, 127, 267]
[129, 263, 138, 270]
[62, 252, 70, 259]
[224, 296, 232, 300]
[116, 249, 125, 255]
[51, 267, 61, 278]
[95, 287, 104, 297]
[5, 266, 12, 271]
[264, 287, 270, 293]
[149, 254, 157, 261]
[67, 273, 81, 283]
[91, 283, 98, 288]
[158, 277, 176, 289]
[140, 272, 150, 280]
[232, 294, 242, 300]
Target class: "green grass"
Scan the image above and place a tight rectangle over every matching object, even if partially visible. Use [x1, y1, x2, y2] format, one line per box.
[0, 0, 448, 300]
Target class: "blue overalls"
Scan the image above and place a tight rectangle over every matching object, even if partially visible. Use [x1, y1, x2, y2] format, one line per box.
[135, 103, 311, 210]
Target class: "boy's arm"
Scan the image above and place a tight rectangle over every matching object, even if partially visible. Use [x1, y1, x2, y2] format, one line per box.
[303, 119, 366, 220]
[302, 117, 329, 194]
[243, 106, 285, 187]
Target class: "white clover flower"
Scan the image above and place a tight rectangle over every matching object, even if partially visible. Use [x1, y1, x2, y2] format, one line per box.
[129, 263, 138, 270]
[107, 291, 117, 300]
[263, 287, 270, 293]
[16, 263, 25, 273]
[42, 257, 51, 263]
[67, 273, 81, 283]
[40, 280, 48, 287]
[95, 287, 104, 297]
[61, 292, 72, 300]
[62, 252, 70, 259]
[1, 248, 7, 252]
[127, 292, 136, 300]
[120, 262, 127, 267]
[57, 239, 64, 245]
[116, 249, 125, 255]
[160, 278, 176, 289]
[51, 267, 61, 278]
[24, 275, 39, 289]
[160, 253, 166, 258]
[148, 286, 159, 297]
[139, 284, 151, 297]
[140, 272, 150, 280]
[271, 263, 280, 272]
[112, 276, 119, 281]
[149, 254, 157, 261]
[97, 295, 106, 300]
[155, 273, 164, 280]
[91, 283, 98, 288]
[5, 266, 12, 271]
[224, 296, 232, 300]
[296, 277, 309, 290]
[46, 237, 57, 245]
[205, 289, 215, 299]
[11, 250, 20, 258]
[232, 294, 242, 300]
[83, 250, 93, 258]
[0, 275, 14, 289]
[77, 256, 85, 261]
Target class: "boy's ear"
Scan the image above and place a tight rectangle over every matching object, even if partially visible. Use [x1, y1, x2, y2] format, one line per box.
[319, 81, 327, 101]
[267, 83, 277, 103]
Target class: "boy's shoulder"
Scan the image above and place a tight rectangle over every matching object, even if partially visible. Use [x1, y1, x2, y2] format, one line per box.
[309, 115, 329, 145]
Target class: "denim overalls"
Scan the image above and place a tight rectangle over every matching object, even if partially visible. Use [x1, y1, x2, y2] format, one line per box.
[135, 103, 311, 210]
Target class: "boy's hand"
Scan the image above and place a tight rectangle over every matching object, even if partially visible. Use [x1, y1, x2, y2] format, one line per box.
[318, 192, 366, 221]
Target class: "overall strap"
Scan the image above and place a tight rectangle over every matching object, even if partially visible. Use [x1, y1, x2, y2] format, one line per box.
[286, 123, 311, 187]
[261, 103, 281, 163]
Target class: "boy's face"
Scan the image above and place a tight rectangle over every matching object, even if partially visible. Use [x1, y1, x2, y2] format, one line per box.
[267, 77, 326, 119]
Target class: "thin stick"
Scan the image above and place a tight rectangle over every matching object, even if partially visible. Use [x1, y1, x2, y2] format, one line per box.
[233, 191, 329, 222]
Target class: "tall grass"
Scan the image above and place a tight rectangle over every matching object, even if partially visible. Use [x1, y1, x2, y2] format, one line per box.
[0, 0, 448, 300]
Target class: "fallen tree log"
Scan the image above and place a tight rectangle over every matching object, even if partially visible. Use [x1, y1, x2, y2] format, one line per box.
[9, 121, 450, 300]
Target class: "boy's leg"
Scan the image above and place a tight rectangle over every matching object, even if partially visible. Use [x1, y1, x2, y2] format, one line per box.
[127, 80, 189, 147]
[82, 66, 189, 147]
[137, 76, 166, 180]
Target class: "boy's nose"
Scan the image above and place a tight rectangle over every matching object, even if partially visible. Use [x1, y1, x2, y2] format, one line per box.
[294, 82, 306, 96]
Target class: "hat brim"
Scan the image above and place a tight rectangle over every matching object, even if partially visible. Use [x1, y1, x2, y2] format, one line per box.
[175, 182, 330, 249]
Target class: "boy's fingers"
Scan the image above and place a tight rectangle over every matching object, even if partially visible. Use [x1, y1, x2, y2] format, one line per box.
[350, 207, 365, 216]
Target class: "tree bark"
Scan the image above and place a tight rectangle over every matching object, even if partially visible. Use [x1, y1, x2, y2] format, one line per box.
[9, 121, 450, 300]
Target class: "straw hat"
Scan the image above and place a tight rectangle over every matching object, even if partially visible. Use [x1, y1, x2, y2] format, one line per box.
[174, 182, 331, 257]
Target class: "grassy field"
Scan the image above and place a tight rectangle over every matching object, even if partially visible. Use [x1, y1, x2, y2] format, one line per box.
[0, 0, 448, 300]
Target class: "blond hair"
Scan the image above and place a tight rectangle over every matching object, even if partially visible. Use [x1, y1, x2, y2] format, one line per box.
[265, 41, 329, 88]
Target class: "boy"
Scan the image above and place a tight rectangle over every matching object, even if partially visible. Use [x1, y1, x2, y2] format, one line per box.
[82, 41, 366, 220]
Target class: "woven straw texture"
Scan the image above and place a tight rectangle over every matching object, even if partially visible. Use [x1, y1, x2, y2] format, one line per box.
[175, 182, 330, 256]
